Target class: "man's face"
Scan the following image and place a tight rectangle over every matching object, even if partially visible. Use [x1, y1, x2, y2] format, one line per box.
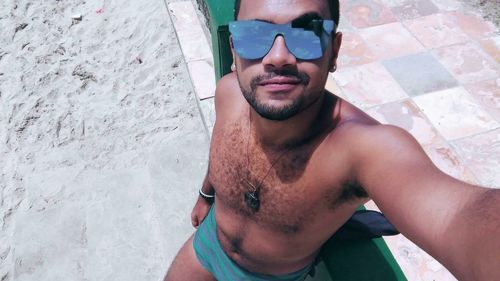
[233, 0, 342, 121]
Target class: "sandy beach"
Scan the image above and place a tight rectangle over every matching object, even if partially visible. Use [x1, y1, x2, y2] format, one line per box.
[0, 0, 498, 280]
[1, 0, 209, 280]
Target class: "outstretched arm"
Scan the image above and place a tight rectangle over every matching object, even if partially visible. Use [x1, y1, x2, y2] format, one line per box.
[354, 125, 499, 280]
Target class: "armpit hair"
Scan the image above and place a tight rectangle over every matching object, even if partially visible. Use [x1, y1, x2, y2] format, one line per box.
[329, 181, 369, 209]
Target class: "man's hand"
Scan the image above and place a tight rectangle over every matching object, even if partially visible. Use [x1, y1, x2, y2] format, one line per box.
[191, 196, 213, 228]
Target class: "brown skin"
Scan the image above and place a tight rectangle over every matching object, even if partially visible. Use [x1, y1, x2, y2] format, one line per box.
[165, 0, 500, 280]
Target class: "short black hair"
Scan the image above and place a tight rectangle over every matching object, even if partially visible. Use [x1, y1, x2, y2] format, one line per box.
[234, 0, 340, 25]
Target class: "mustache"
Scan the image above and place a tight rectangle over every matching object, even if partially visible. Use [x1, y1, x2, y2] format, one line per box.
[250, 70, 310, 88]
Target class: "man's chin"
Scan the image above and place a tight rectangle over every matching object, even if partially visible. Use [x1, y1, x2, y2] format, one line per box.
[252, 103, 301, 121]
[241, 86, 304, 121]
[254, 111, 295, 121]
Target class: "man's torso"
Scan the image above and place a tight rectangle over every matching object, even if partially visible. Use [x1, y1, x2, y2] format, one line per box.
[208, 76, 377, 275]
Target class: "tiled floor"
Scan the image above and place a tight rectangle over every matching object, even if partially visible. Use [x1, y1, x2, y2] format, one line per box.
[382, 52, 458, 96]
[169, 0, 500, 280]
[332, 2, 499, 278]
[168, 1, 215, 101]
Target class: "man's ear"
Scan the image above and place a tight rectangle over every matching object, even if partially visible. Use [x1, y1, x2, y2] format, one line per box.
[329, 32, 342, 72]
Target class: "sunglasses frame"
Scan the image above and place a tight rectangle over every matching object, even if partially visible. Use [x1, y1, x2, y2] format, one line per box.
[229, 19, 336, 61]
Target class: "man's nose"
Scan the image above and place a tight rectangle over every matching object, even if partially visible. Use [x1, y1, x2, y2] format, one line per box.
[262, 35, 297, 69]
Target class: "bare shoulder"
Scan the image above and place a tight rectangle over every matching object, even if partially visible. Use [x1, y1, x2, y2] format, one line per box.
[352, 123, 423, 162]
[332, 119, 425, 174]
[349, 122, 417, 149]
[328, 101, 420, 157]
[316, 99, 425, 188]
[214, 72, 247, 122]
[214, 72, 239, 107]
[324, 97, 416, 149]
[322, 101, 429, 184]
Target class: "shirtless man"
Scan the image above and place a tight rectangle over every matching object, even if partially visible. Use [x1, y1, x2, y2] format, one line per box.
[165, 0, 500, 280]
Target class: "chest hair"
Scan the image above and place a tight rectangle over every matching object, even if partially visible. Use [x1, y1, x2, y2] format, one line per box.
[210, 122, 324, 233]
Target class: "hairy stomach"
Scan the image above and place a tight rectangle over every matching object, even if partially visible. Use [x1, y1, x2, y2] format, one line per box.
[213, 202, 355, 275]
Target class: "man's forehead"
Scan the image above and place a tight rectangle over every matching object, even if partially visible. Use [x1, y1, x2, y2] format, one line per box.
[238, 0, 330, 23]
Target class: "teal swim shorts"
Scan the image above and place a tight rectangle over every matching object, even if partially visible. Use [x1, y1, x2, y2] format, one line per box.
[193, 205, 314, 281]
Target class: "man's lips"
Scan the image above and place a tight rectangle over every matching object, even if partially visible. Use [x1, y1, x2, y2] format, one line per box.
[259, 76, 301, 86]
[259, 76, 301, 92]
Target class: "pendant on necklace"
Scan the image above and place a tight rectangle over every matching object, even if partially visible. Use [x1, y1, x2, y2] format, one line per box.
[244, 191, 260, 211]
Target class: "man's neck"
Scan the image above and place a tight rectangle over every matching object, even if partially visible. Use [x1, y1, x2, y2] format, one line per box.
[251, 94, 332, 149]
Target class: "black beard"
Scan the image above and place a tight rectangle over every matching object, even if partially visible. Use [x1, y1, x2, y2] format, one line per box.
[237, 70, 311, 121]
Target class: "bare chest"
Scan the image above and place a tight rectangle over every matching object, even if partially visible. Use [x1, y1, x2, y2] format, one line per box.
[209, 124, 337, 233]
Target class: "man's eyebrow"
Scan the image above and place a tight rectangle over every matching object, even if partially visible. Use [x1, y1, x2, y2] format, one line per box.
[291, 12, 324, 28]
[293, 12, 324, 22]
[248, 12, 324, 24]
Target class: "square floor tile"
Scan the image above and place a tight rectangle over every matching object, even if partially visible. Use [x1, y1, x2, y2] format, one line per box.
[454, 132, 500, 186]
[199, 97, 216, 136]
[325, 75, 349, 100]
[359, 22, 424, 60]
[382, 52, 458, 96]
[422, 142, 478, 183]
[168, 2, 212, 62]
[340, 0, 397, 28]
[338, 32, 377, 67]
[413, 87, 499, 140]
[479, 36, 500, 63]
[389, 0, 439, 20]
[464, 79, 500, 121]
[338, 16, 358, 32]
[365, 100, 444, 145]
[362, 199, 458, 281]
[187, 59, 216, 100]
[333, 62, 408, 108]
[433, 42, 499, 84]
[451, 129, 500, 188]
[451, 11, 498, 40]
[383, 234, 457, 281]
[404, 13, 469, 49]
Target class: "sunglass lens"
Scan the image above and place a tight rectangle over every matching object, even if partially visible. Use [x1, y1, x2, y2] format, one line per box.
[286, 30, 322, 60]
[229, 21, 277, 60]
[286, 20, 335, 60]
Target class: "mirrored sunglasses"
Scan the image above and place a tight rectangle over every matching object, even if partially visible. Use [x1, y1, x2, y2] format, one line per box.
[229, 19, 336, 60]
